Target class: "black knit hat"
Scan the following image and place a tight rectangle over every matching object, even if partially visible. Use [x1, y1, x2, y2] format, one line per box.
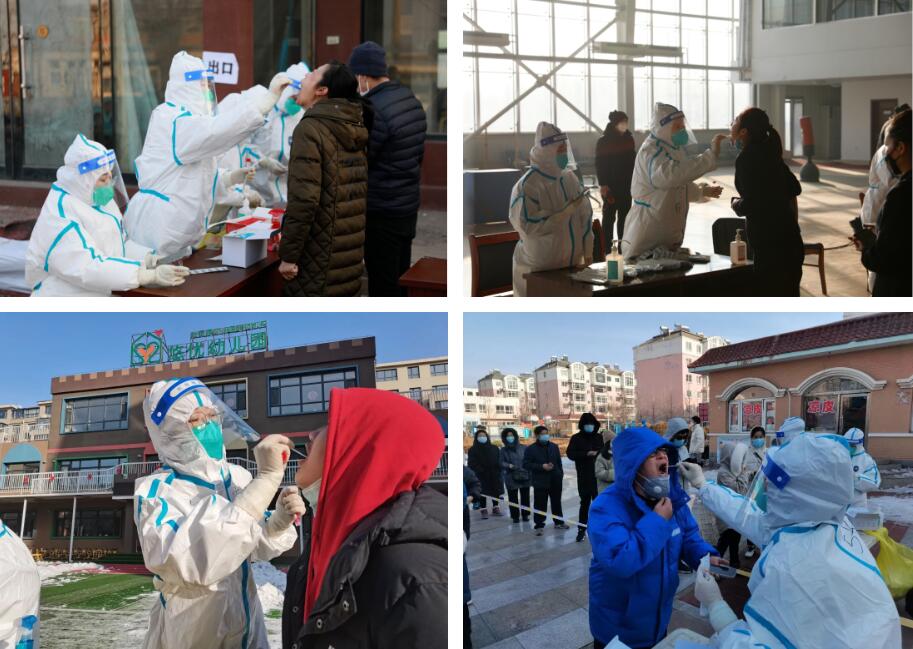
[348, 41, 387, 77]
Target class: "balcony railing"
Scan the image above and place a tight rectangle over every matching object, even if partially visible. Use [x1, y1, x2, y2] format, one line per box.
[401, 388, 449, 410]
[0, 423, 50, 443]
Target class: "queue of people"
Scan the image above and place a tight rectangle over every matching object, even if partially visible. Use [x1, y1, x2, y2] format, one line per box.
[25, 41, 427, 298]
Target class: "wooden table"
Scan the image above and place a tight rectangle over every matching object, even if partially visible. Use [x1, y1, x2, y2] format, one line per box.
[399, 256, 447, 297]
[116, 248, 282, 297]
[524, 255, 754, 297]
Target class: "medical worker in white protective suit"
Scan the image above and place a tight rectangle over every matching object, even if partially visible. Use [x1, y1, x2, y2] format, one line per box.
[25, 134, 189, 296]
[860, 145, 899, 292]
[844, 427, 881, 510]
[509, 122, 593, 297]
[623, 103, 726, 259]
[125, 51, 291, 259]
[0, 519, 40, 648]
[135, 378, 305, 649]
[678, 432, 901, 649]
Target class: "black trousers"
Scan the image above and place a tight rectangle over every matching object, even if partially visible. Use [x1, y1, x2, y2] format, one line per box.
[578, 488, 597, 528]
[601, 195, 631, 244]
[506, 487, 530, 521]
[464, 603, 472, 649]
[533, 485, 563, 528]
[365, 213, 418, 297]
[716, 528, 742, 565]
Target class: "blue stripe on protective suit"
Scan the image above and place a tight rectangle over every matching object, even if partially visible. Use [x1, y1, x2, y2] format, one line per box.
[743, 603, 798, 649]
[171, 111, 193, 166]
[241, 561, 251, 648]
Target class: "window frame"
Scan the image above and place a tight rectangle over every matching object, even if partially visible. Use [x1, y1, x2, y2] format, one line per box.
[62, 392, 130, 435]
[267, 366, 360, 418]
[206, 378, 249, 419]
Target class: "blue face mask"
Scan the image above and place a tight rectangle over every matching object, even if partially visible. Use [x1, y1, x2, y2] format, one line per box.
[192, 420, 224, 460]
[733, 138, 743, 151]
[556, 153, 569, 169]
[506, 435, 516, 444]
[583, 424, 595, 433]
[284, 97, 302, 115]
[477, 435, 488, 444]
[671, 439, 686, 448]
[671, 128, 689, 147]
[637, 473, 670, 500]
[92, 184, 115, 206]
[752, 438, 765, 449]
[539, 434, 550, 443]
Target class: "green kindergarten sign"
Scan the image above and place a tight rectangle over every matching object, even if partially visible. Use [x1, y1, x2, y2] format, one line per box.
[131, 321, 268, 367]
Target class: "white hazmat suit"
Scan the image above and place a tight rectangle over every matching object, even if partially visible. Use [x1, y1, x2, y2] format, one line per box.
[25, 134, 153, 296]
[135, 378, 298, 649]
[509, 122, 593, 296]
[623, 103, 718, 259]
[0, 520, 40, 648]
[125, 51, 287, 258]
[861, 145, 898, 228]
[844, 427, 881, 509]
[682, 433, 900, 649]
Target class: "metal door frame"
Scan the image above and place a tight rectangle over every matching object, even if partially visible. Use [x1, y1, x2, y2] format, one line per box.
[0, 0, 113, 181]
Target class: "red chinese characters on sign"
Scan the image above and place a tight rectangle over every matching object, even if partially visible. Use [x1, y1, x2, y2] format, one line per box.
[753, 403, 762, 415]
[743, 404, 753, 416]
[806, 399, 835, 414]
[822, 400, 835, 413]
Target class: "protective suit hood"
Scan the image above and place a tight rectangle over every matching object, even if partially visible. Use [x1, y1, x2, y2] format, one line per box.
[165, 51, 214, 116]
[278, 62, 310, 112]
[719, 441, 747, 477]
[763, 434, 854, 529]
[144, 378, 227, 484]
[612, 426, 688, 510]
[303, 388, 445, 620]
[530, 122, 573, 175]
[651, 103, 689, 146]
[56, 134, 116, 205]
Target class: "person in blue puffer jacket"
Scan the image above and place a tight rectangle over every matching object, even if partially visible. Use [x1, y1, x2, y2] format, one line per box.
[587, 426, 722, 649]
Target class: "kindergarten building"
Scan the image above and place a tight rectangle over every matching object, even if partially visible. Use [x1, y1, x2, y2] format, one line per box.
[689, 312, 913, 461]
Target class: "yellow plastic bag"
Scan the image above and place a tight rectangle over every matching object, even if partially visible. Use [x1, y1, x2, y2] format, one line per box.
[865, 527, 913, 598]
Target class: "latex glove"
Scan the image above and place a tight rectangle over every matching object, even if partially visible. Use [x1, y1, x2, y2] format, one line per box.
[225, 166, 256, 187]
[143, 252, 163, 269]
[678, 461, 706, 488]
[710, 133, 727, 157]
[695, 555, 723, 608]
[234, 435, 293, 520]
[138, 264, 189, 288]
[256, 74, 291, 114]
[244, 187, 263, 209]
[267, 486, 306, 535]
[259, 157, 288, 176]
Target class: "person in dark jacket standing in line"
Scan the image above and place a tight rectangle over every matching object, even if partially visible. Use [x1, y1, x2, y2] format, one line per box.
[729, 107, 804, 296]
[281, 388, 446, 649]
[566, 412, 604, 542]
[278, 62, 371, 296]
[467, 428, 504, 519]
[499, 428, 531, 523]
[523, 426, 569, 536]
[348, 41, 427, 297]
[595, 110, 636, 243]
[854, 109, 912, 297]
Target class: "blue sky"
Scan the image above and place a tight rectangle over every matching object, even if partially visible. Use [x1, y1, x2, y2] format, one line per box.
[0, 312, 447, 404]
[464, 312, 844, 384]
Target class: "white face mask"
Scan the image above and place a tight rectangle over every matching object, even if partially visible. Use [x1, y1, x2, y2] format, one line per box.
[301, 478, 321, 513]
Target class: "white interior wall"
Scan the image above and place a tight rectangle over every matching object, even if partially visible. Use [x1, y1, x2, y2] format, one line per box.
[841, 76, 912, 162]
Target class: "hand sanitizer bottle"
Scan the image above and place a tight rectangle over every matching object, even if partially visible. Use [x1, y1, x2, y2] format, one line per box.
[730, 228, 747, 266]
[605, 239, 625, 285]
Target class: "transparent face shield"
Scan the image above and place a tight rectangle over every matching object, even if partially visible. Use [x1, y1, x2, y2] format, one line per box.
[735, 448, 790, 528]
[78, 149, 129, 212]
[657, 109, 697, 148]
[149, 378, 261, 453]
[540, 131, 577, 171]
[185, 69, 218, 116]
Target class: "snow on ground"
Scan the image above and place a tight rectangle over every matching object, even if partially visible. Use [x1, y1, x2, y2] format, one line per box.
[37, 561, 106, 584]
[870, 496, 913, 526]
[252, 561, 287, 614]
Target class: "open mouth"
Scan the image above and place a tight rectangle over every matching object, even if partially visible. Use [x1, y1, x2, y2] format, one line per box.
[658, 460, 669, 475]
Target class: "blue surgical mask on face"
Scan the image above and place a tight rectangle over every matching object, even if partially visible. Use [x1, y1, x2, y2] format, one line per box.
[556, 153, 569, 169]
[671, 128, 689, 147]
[671, 439, 686, 448]
[192, 420, 224, 460]
[752, 438, 765, 449]
[477, 435, 488, 444]
[583, 424, 595, 433]
[284, 97, 302, 115]
[637, 473, 670, 500]
[734, 138, 743, 151]
[539, 434, 550, 443]
[93, 184, 115, 206]
[505, 435, 516, 444]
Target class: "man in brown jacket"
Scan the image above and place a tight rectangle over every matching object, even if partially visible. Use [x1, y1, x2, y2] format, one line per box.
[278, 62, 370, 296]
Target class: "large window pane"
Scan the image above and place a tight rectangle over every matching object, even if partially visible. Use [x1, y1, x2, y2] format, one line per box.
[554, 3, 587, 58]
[653, 67, 681, 112]
[682, 69, 707, 129]
[517, 1, 551, 57]
[590, 64, 619, 130]
[555, 64, 589, 132]
[708, 70, 733, 128]
[519, 65, 553, 133]
[268, 367, 359, 416]
[763, 0, 813, 27]
[681, 17, 707, 66]
[879, 0, 911, 13]
[63, 394, 128, 433]
[478, 58, 516, 133]
[634, 68, 654, 131]
[817, 0, 874, 21]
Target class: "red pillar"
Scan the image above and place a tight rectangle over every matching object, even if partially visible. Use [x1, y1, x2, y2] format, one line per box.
[203, 0, 255, 95]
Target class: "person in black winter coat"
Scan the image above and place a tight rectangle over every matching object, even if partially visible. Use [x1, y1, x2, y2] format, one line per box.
[566, 412, 604, 542]
[854, 109, 912, 297]
[499, 427, 531, 523]
[595, 111, 636, 243]
[729, 107, 804, 296]
[467, 428, 504, 518]
[523, 426, 568, 535]
[348, 41, 428, 297]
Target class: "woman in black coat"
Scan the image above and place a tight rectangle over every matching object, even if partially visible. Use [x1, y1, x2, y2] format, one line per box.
[467, 427, 504, 518]
[729, 107, 804, 296]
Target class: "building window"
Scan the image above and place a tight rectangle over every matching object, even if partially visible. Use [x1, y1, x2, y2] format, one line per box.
[0, 511, 37, 539]
[207, 380, 248, 418]
[465, 403, 478, 413]
[431, 363, 448, 376]
[3, 462, 40, 474]
[13, 408, 40, 419]
[816, 0, 875, 21]
[762, 0, 813, 27]
[408, 387, 423, 400]
[56, 457, 122, 472]
[63, 394, 129, 433]
[54, 508, 123, 538]
[376, 368, 398, 382]
[802, 377, 869, 435]
[728, 386, 776, 433]
[408, 366, 421, 379]
[268, 368, 358, 416]
[878, 0, 911, 14]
